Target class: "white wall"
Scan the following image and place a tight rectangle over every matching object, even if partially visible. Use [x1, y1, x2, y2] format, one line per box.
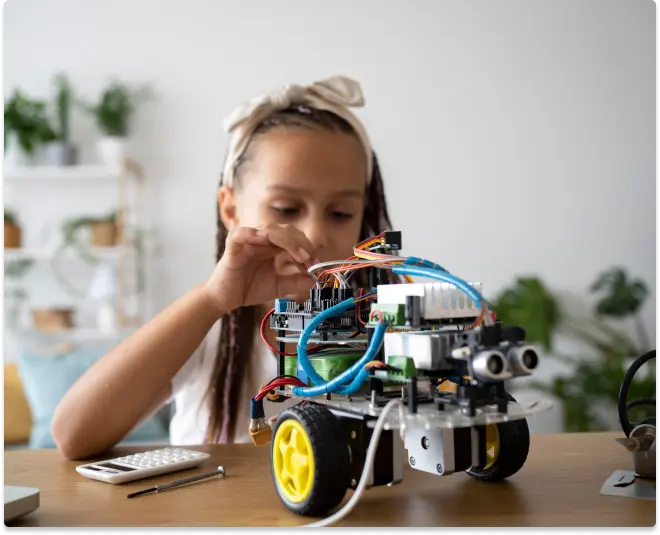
[4, 0, 655, 372]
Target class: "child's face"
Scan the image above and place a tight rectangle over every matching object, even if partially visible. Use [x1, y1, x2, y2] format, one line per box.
[220, 128, 367, 263]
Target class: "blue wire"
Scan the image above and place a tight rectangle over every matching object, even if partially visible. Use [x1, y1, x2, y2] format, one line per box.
[296, 297, 357, 386]
[392, 264, 485, 307]
[395, 261, 484, 386]
[292, 320, 387, 397]
[292, 259, 481, 398]
[404, 256, 449, 273]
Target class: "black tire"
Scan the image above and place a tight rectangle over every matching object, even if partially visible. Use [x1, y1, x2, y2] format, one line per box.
[270, 403, 350, 516]
[466, 395, 530, 481]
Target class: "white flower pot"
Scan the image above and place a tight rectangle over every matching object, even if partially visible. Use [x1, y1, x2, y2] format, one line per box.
[96, 136, 127, 167]
[4, 133, 35, 169]
[42, 141, 79, 166]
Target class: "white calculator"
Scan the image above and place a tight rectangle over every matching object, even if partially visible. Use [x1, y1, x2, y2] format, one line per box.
[76, 447, 210, 484]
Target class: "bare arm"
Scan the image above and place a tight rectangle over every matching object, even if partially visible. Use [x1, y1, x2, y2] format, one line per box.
[51, 285, 223, 459]
[51, 224, 317, 460]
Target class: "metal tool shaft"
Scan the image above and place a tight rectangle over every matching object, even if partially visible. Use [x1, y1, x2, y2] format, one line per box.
[127, 466, 225, 498]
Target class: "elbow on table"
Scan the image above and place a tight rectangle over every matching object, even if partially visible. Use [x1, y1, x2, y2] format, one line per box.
[51, 405, 108, 461]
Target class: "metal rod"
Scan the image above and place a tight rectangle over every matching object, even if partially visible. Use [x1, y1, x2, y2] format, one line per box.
[127, 466, 226, 498]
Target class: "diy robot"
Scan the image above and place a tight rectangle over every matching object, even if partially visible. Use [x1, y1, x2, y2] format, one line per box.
[248, 231, 552, 517]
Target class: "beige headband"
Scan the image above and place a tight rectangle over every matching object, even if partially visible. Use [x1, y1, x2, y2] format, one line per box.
[221, 75, 373, 187]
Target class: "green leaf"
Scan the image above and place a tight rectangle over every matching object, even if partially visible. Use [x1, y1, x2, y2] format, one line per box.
[491, 277, 560, 351]
[4, 89, 56, 154]
[590, 267, 648, 317]
[82, 80, 153, 136]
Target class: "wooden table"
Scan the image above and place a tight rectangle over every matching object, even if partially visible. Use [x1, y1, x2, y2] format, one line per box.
[5, 432, 655, 527]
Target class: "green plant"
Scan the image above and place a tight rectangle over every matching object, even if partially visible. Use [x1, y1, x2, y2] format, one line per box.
[51, 211, 119, 297]
[590, 268, 651, 352]
[61, 210, 117, 257]
[4, 208, 18, 225]
[4, 90, 56, 154]
[492, 267, 654, 432]
[81, 81, 152, 137]
[52, 73, 74, 142]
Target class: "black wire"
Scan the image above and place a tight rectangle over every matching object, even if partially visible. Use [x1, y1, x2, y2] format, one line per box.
[626, 398, 656, 412]
[635, 416, 657, 427]
[618, 350, 656, 437]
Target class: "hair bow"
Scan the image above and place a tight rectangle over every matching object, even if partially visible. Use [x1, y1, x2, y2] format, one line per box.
[221, 75, 372, 186]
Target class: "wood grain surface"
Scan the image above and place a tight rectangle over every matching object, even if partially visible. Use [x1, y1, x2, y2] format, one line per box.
[4, 432, 655, 527]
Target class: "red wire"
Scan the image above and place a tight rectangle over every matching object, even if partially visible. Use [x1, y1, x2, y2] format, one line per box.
[255, 378, 308, 400]
[260, 309, 299, 357]
[370, 309, 384, 324]
[260, 308, 344, 357]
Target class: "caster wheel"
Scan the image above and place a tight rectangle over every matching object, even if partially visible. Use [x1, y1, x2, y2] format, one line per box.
[271, 403, 350, 516]
[466, 395, 530, 481]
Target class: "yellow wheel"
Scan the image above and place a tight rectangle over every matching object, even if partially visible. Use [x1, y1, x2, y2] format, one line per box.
[272, 419, 315, 503]
[466, 394, 530, 481]
[270, 404, 350, 516]
[483, 424, 500, 470]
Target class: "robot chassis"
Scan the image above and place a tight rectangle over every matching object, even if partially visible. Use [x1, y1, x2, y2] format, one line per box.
[250, 231, 552, 517]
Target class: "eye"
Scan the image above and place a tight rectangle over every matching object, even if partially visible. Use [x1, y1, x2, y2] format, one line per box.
[330, 211, 355, 221]
[271, 206, 300, 217]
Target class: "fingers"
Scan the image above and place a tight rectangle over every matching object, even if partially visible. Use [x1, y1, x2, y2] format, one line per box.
[225, 227, 269, 252]
[258, 223, 318, 266]
[226, 224, 319, 266]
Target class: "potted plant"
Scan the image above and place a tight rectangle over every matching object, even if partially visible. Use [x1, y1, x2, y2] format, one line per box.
[43, 73, 78, 166]
[89, 211, 119, 247]
[4, 90, 56, 167]
[51, 211, 121, 298]
[31, 307, 75, 332]
[492, 267, 654, 432]
[4, 208, 22, 249]
[81, 80, 152, 167]
[61, 210, 120, 251]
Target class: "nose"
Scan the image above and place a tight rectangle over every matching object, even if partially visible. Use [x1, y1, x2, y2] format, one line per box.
[299, 217, 328, 253]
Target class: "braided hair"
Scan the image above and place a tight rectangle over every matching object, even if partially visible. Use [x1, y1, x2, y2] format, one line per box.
[204, 107, 394, 443]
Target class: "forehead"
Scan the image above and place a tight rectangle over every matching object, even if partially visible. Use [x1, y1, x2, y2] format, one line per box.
[241, 128, 368, 196]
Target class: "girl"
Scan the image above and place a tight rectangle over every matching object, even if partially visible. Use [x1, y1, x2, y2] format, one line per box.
[52, 75, 395, 459]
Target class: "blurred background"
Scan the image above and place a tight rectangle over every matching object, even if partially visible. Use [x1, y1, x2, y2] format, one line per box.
[3, 0, 655, 449]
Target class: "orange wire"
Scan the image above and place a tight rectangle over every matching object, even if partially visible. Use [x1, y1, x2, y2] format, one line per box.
[465, 302, 488, 330]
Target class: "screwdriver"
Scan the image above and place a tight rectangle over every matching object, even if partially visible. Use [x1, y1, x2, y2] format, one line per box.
[127, 466, 226, 498]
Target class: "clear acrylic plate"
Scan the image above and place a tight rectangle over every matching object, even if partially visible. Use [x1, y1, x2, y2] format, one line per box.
[274, 390, 553, 430]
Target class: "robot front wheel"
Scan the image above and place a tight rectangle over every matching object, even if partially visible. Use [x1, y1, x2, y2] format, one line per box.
[466, 395, 531, 481]
[270, 404, 351, 516]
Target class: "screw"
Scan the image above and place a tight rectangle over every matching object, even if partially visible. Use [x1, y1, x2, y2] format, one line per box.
[436, 464, 443, 473]
[351, 478, 357, 486]
[410, 456, 416, 466]
[350, 431, 357, 440]
[421, 436, 429, 450]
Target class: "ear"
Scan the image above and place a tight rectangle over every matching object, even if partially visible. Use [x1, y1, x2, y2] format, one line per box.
[218, 185, 239, 230]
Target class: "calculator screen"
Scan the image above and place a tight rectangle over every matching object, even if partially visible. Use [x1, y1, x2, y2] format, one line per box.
[96, 462, 136, 472]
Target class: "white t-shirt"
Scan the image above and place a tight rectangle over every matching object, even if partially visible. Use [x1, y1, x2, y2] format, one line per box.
[169, 320, 298, 445]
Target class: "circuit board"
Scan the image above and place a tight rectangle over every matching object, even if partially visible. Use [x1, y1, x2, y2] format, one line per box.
[252, 230, 551, 443]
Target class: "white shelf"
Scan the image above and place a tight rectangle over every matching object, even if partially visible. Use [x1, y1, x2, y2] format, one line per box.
[4, 246, 128, 262]
[4, 165, 121, 181]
